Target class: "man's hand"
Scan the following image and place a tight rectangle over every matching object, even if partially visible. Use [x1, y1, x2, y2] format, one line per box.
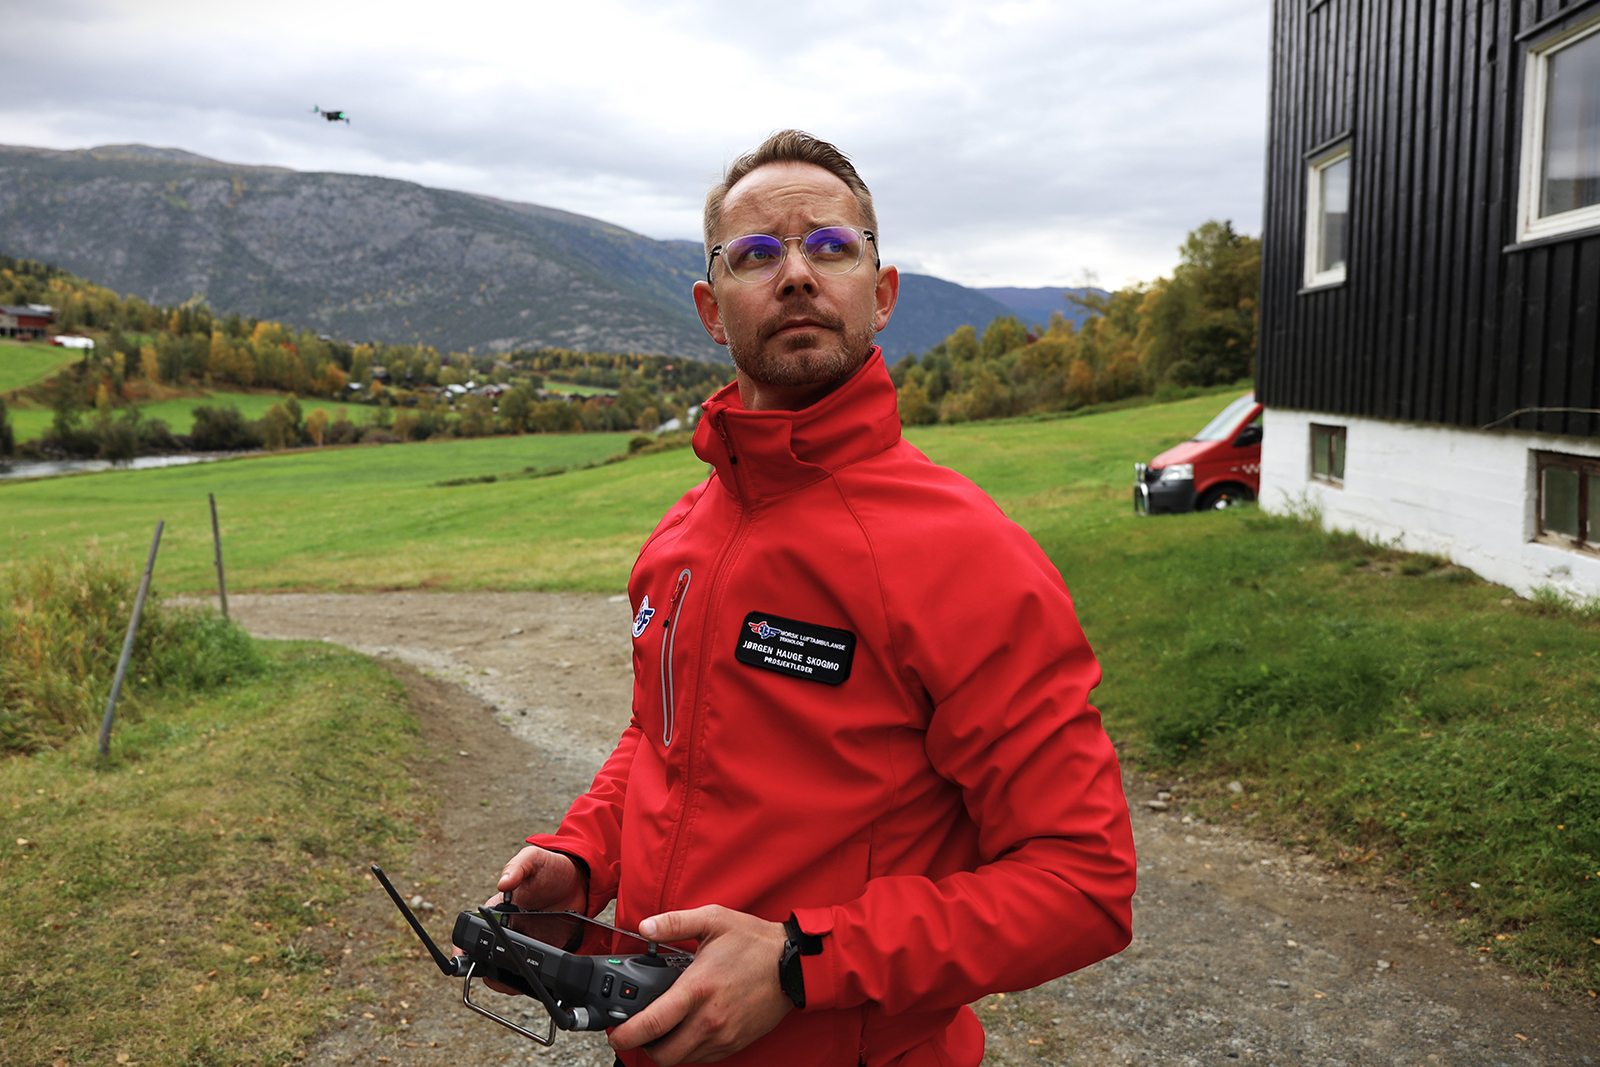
[607, 905, 792, 1066]
[455, 846, 589, 994]
[493, 846, 588, 912]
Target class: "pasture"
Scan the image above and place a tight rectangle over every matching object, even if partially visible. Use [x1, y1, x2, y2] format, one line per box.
[0, 338, 84, 397]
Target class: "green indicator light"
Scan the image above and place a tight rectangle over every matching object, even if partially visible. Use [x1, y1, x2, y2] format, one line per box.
[608, 958, 622, 964]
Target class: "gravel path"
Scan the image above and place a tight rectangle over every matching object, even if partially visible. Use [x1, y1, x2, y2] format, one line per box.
[224, 592, 1600, 1067]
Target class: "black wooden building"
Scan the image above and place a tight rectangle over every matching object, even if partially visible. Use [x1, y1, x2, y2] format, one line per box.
[1255, 0, 1600, 596]
[1258, 0, 1599, 437]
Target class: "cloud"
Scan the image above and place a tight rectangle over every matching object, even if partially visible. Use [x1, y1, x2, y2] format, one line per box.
[0, 0, 1268, 286]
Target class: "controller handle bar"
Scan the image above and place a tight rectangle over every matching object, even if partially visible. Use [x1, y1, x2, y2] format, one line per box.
[371, 864, 464, 977]
[477, 905, 579, 1030]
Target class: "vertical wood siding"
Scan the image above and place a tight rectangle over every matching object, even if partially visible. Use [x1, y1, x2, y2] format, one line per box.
[1257, 0, 1600, 438]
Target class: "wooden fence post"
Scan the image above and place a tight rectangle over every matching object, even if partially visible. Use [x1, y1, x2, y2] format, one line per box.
[98, 520, 163, 757]
[209, 492, 229, 620]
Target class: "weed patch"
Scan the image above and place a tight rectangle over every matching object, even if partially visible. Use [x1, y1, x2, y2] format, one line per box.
[1, 555, 264, 755]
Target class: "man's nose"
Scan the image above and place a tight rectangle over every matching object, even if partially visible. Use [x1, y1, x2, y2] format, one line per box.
[773, 237, 819, 295]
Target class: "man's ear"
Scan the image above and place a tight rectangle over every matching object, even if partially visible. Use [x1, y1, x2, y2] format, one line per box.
[873, 265, 900, 334]
[693, 280, 728, 346]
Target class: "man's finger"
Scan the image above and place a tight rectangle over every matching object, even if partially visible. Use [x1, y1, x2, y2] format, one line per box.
[608, 976, 698, 1051]
[497, 846, 541, 892]
[639, 904, 722, 944]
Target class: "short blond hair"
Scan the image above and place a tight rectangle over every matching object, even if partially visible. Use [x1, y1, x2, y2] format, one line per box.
[702, 130, 878, 268]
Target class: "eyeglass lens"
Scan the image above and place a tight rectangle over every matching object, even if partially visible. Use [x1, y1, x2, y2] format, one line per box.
[722, 227, 865, 282]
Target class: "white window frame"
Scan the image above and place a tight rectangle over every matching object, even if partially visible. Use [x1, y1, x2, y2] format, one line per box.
[1303, 144, 1351, 289]
[1516, 13, 1600, 243]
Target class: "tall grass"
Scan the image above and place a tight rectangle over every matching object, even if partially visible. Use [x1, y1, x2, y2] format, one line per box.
[0, 555, 262, 754]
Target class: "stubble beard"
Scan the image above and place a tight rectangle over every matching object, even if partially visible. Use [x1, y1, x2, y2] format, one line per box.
[726, 308, 877, 389]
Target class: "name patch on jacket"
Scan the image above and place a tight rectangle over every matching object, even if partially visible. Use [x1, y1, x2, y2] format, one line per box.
[734, 612, 855, 685]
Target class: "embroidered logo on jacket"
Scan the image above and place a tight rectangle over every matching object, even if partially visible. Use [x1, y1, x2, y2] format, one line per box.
[632, 595, 656, 639]
[735, 611, 855, 685]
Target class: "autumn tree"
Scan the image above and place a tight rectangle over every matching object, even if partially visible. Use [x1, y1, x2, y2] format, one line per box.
[1136, 220, 1260, 386]
[306, 407, 330, 446]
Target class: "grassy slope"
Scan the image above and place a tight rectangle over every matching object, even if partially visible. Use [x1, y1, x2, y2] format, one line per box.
[0, 339, 84, 396]
[0, 642, 423, 1067]
[6, 390, 362, 445]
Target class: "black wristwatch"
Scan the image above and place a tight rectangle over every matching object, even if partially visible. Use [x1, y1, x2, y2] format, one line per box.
[779, 914, 822, 1009]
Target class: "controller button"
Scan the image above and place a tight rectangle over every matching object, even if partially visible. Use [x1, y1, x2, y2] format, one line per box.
[608, 1009, 628, 1020]
[620, 981, 639, 1000]
[601, 975, 614, 997]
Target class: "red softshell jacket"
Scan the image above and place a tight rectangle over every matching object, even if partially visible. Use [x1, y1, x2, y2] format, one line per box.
[527, 350, 1136, 1067]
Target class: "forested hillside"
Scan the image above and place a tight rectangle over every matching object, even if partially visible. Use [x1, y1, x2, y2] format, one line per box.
[892, 221, 1260, 424]
[0, 255, 728, 459]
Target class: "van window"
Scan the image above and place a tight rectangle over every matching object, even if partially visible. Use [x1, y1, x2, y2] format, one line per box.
[1192, 394, 1258, 441]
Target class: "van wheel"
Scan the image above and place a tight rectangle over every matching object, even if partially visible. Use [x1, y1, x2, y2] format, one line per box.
[1197, 484, 1255, 511]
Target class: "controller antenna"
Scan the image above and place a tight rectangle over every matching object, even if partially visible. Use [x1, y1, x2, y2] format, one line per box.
[371, 865, 464, 977]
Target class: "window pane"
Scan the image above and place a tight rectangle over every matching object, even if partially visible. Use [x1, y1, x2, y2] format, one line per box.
[1330, 432, 1346, 480]
[1312, 430, 1330, 476]
[1540, 30, 1600, 217]
[1319, 156, 1350, 272]
[1543, 466, 1581, 537]
[1589, 474, 1600, 544]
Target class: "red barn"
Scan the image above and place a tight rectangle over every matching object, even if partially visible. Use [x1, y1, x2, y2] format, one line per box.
[0, 304, 55, 339]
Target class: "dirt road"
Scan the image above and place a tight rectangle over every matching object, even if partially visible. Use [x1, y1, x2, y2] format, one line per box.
[227, 592, 1600, 1067]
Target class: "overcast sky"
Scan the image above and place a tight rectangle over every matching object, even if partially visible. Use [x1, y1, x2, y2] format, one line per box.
[0, 0, 1269, 289]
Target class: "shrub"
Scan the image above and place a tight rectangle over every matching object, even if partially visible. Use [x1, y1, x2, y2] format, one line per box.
[190, 405, 264, 452]
[0, 555, 264, 755]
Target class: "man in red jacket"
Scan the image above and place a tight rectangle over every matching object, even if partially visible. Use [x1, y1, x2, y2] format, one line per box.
[480, 130, 1136, 1067]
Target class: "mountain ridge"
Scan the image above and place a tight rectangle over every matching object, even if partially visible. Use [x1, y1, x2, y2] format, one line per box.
[0, 144, 1053, 364]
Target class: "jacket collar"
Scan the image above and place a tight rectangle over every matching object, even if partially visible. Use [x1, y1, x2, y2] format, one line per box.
[693, 347, 903, 503]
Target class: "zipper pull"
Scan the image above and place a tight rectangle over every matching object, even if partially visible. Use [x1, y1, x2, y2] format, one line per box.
[662, 568, 690, 627]
[714, 413, 738, 465]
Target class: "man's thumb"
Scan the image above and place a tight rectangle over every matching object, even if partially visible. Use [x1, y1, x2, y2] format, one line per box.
[639, 910, 692, 941]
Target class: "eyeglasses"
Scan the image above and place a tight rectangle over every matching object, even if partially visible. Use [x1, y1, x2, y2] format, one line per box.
[707, 226, 878, 284]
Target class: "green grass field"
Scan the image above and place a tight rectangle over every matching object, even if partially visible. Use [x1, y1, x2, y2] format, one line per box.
[2, 430, 647, 591]
[5, 389, 363, 445]
[4, 388, 1597, 992]
[0, 339, 85, 396]
[0, 641, 424, 1067]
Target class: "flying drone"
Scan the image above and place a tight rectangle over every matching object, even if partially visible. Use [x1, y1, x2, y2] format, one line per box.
[312, 106, 350, 124]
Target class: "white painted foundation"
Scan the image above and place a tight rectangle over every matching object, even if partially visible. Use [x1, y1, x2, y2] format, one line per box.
[1259, 408, 1600, 600]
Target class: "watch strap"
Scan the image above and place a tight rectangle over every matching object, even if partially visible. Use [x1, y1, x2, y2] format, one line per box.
[779, 914, 821, 1009]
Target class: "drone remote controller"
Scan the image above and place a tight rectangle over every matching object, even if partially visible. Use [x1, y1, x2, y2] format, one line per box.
[372, 864, 691, 1045]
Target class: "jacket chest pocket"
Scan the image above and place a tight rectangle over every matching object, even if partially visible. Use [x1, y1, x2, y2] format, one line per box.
[654, 567, 693, 746]
[633, 565, 693, 749]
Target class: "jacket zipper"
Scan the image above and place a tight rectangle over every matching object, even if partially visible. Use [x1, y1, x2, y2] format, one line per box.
[656, 413, 755, 913]
[658, 567, 692, 746]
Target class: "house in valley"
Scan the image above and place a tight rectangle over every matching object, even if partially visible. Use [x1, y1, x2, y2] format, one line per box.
[0, 304, 55, 339]
[1256, 0, 1600, 599]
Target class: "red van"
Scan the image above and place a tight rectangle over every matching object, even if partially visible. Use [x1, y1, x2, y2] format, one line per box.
[1134, 392, 1263, 514]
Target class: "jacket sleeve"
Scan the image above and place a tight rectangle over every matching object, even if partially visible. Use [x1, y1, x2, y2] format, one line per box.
[792, 498, 1136, 1015]
[524, 723, 641, 916]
